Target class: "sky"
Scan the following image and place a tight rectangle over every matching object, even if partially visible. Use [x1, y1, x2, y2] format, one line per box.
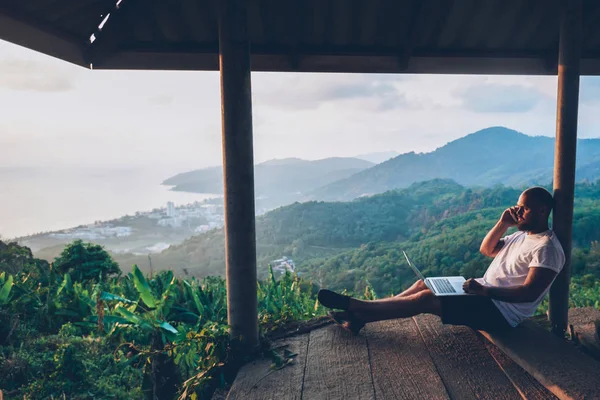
[3, 39, 600, 174]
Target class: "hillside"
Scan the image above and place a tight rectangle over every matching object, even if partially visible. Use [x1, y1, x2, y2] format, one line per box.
[109, 179, 520, 278]
[101, 179, 600, 296]
[162, 157, 374, 200]
[311, 127, 600, 201]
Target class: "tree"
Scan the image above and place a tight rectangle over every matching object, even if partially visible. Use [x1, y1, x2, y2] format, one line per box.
[53, 240, 121, 282]
[0, 240, 46, 275]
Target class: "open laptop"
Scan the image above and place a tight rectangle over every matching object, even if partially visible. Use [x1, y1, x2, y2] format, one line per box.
[402, 251, 472, 296]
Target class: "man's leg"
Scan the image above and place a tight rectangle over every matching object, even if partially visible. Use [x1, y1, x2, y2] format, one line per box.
[393, 279, 429, 298]
[347, 289, 441, 323]
[352, 279, 429, 304]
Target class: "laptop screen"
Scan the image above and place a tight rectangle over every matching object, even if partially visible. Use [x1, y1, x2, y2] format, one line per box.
[403, 251, 426, 281]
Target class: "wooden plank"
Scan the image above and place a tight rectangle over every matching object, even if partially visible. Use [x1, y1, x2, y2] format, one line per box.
[227, 335, 308, 400]
[482, 337, 559, 400]
[480, 320, 600, 400]
[97, 49, 571, 75]
[302, 325, 375, 400]
[365, 319, 450, 400]
[568, 307, 600, 326]
[414, 315, 521, 400]
[486, 0, 526, 49]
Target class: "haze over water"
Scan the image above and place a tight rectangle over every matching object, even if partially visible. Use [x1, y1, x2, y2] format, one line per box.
[0, 166, 216, 238]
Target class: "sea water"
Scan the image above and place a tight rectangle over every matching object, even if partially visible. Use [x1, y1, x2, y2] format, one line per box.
[0, 166, 217, 238]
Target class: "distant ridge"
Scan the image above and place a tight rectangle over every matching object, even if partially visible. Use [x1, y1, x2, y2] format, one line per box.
[162, 157, 374, 203]
[353, 151, 400, 164]
[310, 127, 600, 201]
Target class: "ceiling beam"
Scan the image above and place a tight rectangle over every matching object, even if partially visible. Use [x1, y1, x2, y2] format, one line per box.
[398, 0, 426, 71]
[112, 42, 596, 60]
[425, 0, 455, 47]
[486, 0, 528, 49]
[0, 4, 87, 67]
[94, 48, 592, 76]
[286, 0, 303, 70]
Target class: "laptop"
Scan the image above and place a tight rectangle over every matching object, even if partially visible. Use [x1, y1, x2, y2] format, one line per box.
[402, 251, 473, 296]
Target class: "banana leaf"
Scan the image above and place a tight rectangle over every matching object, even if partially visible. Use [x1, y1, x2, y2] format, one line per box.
[188, 284, 205, 317]
[132, 265, 156, 309]
[56, 273, 72, 296]
[100, 291, 135, 304]
[0, 274, 13, 304]
[157, 275, 177, 318]
[159, 321, 178, 334]
[115, 306, 153, 331]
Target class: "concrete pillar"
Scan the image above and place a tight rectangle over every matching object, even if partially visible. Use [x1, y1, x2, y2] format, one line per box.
[549, 0, 581, 337]
[218, 0, 258, 348]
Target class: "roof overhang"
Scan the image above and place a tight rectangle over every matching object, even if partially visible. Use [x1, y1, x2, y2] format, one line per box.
[0, 0, 599, 75]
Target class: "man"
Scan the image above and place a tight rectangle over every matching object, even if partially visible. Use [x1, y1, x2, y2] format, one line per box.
[317, 186, 566, 333]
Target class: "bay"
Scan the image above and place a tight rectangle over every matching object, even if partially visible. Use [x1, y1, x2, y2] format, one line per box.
[0, 166, 218, 238]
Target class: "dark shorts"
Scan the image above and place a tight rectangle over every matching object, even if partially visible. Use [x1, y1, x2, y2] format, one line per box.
[439, 295, 512, 332]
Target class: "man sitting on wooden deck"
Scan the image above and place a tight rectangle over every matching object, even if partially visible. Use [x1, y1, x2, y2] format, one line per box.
[318, 187, 565, 334]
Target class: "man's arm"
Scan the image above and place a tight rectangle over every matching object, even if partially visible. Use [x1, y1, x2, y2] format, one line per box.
[463, 267, 558, 303]
[480, 207, 519, 257]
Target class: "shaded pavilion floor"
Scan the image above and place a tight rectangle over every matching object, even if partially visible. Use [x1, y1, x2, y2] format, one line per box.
[225, 313, 600, 400]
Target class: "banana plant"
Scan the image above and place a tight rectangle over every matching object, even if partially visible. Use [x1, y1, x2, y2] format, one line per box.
[93, 265, 181, 343]
[0, 272, 13, 306]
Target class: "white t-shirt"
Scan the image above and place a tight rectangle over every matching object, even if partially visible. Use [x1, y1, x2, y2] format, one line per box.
[476, 229, 565, 327]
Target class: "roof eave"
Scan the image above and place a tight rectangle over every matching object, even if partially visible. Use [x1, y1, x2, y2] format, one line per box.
[0, 6, 90, 69]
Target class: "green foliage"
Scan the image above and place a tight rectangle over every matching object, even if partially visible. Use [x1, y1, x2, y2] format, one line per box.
[0, 273, 13, 305]
[300, 181, 600, 295]
[257, 266, 327, 332]
[2, 241, 327, 399]
[54, 240, 121, 283]
[0, 334, 143, 399]
[536, 275, 600, 315]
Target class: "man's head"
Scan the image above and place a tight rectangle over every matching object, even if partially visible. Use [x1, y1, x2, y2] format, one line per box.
[515, 187, 553, 232]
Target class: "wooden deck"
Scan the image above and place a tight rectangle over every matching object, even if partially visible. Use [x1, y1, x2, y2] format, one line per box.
[226, 314, 575, 400]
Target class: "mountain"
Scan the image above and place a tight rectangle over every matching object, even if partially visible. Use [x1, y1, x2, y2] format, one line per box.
[311, 127, 600, 201]
[106, 179, 520, 278]
[163, 157, 374, 202]
[100, 179, 600, 294]
[353, 151, 400, 164]
[257, 158, 306, 166]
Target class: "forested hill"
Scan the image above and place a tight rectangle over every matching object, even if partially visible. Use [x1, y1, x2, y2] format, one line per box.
[117, 179, 523, 277]
[162, 157, 374, 199]
[311, 127, 600, 201]
[108, 179, 600, 297]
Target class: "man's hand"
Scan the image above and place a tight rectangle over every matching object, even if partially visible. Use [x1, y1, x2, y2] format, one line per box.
[463, 278, 487, 296]
[500, 207, 520, 226]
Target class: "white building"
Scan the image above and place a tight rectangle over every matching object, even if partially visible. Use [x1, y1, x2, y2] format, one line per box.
[271, 256, 296, 274]
[158, 217, 183, 228]
[167, 201, 176, 217]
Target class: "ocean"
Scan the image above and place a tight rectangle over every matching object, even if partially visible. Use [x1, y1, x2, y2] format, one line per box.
[0, 166, 217, 238]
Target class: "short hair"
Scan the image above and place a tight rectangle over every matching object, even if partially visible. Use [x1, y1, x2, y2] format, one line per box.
[523, 187, 554, 213]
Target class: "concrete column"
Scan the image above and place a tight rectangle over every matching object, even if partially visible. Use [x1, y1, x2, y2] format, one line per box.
[218, 0, 258, 348]
[549, 0, 581, 337]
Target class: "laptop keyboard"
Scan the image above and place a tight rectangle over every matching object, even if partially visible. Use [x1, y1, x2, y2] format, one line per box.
[431, 278, 457, 294]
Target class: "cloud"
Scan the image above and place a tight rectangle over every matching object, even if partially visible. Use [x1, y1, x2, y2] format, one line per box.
[579, 77, 600, 104]
[253, 73, 411, 111]
[148, 94, 174, 106]
[0, 59, 74, 93]
[457, 83, 545, 113]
